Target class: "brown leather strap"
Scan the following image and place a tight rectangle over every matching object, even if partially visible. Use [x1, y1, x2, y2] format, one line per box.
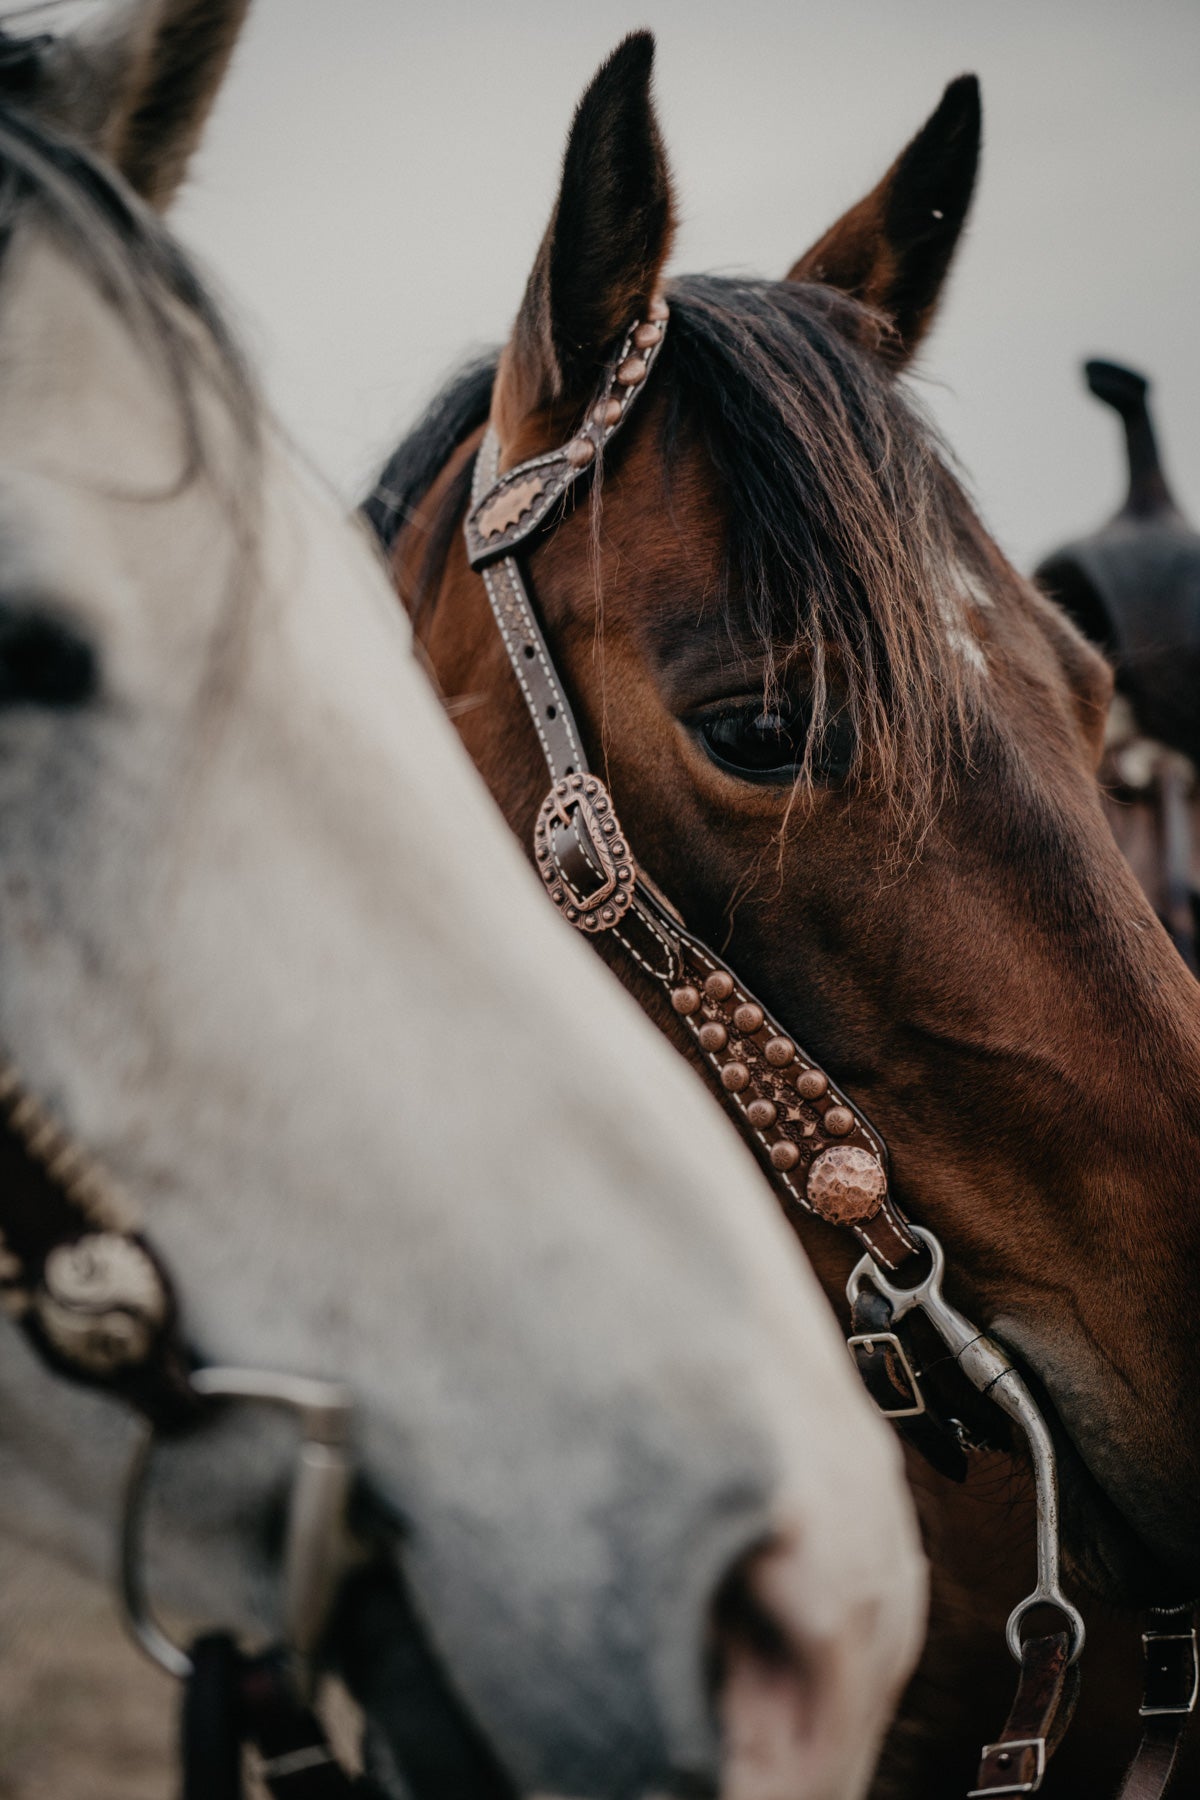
[1115, 1613, 1198, 1800]
[467, 332, 920, 1271]
[969, 1631, 1078, 1796]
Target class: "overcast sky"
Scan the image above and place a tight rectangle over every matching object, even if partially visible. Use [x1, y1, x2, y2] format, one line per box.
[64, 1, 1200, 573]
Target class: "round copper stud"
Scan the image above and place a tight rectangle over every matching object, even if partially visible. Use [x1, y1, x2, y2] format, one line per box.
[698, 1021, 728, 1052]
[601, 907, 615, 925]
[594, 398, 623, 430]
[647, 295, 670, 322]
[632, 321, 663, 350]
[564, 906, 578, 922]
[721, 1062, 750, 1093]
[616, 866, 632, 881]
[733, 1002, 764, 1035]
[602, 819, 616, 836]
[617, 355, 648, 387]
[770, 1141, 801, 1173]
[823, 1106, 854, 1137]
[704, 971, 735, 1001]
[806, 1146, 886, 1223]
[764, 1036, 795, 1067]
[746, 1098, 777, 1129]
[541, 865, 554, 883]
[565, 436, 595, 469]
[795, 1069, 828, 1100]
[671, 986, 702, 1016]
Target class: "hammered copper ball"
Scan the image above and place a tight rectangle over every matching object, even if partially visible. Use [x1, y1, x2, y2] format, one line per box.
[746, 1098, 777, 1129]
[705, 972, 734, 1001]
[721, 1061, 750, 1093]
[764, 1036, 795, 1067]
[770, 1141, 801, 1172]
[733, 1002, 764, 1035]
[796, 1069, 828, 1100]
[594, 398, 623, 429]
[617, 355, 648, 386]
[698, 1021, 728, 1052]
[671, 986, 702, 1016]
[565, 436, 596, 468]
[633, 320, 663, 350]
[823, 1106, 854, 1137]
[805, 1146, 886, 1222]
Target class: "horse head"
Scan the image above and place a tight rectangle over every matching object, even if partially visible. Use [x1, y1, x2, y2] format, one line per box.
[388, 35, 1200, 1625]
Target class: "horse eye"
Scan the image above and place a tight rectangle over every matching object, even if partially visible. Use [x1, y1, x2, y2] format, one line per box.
[697, 701, 854, 785]
[0, 608, 96, 708]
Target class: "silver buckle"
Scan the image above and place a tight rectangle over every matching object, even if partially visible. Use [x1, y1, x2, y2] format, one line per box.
[967, 1735, 1046, 1796]
[847, 1329, 926, 1418]
[1140, 1626, 1199, 1716]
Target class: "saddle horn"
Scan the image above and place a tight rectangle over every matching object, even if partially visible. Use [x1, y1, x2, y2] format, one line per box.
[1035, 358, 1200, 762]
[1084, 358, 1178, 520]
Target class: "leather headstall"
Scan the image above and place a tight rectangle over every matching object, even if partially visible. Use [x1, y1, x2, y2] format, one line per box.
[465, 306, 920, 1280]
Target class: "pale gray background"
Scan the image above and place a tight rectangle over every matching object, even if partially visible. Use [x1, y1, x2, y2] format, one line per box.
[56, 1, 1200, 571]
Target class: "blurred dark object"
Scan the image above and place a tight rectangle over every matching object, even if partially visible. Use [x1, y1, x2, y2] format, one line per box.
[1037, 360, 1200, 761]
[1037, 361, 1200, 971]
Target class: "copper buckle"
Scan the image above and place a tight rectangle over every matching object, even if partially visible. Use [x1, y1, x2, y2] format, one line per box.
[533, 775, 637, 934]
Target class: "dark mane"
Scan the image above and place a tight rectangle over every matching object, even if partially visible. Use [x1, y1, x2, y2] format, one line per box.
[366, 275, 1018, 827]
[662, 275, 1009, 823]
[0, 95, 258, 483]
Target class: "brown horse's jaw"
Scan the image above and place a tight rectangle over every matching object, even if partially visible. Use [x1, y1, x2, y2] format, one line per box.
[991, 1317, 1199, 1606]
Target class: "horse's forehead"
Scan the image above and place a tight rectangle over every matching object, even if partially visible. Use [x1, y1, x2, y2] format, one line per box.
[0, 231, 196, 488]
[537, 403, 731, 646]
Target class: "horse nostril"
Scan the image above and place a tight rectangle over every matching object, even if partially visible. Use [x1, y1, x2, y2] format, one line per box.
[709, 1541, 822, 1800]
[0, 607, 97, 708]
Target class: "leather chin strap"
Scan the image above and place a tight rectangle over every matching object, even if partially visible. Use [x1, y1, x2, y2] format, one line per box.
[464, 302, 1197, 1799]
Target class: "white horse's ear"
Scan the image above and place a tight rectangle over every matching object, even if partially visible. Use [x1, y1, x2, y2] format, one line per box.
[40, 0, 251, 211]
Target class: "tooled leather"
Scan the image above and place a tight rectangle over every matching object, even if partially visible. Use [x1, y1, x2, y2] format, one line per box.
[466, 339, 920, 1271]
[465, 318, 669, 571]
[0, 1063, 201, 1428]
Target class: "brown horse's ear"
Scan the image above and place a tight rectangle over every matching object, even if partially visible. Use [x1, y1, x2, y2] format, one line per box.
[494, 32, 675, 444]
[788, 75, 981, 368]
[40, 0, 251, 211]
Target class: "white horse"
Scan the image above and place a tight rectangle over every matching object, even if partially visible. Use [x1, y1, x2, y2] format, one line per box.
[0, 6, 925, 1798]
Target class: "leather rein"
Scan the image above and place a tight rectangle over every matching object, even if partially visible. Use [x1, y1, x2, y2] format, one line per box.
[461, 298, 1198, 1799]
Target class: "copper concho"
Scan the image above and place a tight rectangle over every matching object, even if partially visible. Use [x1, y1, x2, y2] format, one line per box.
[533, 775, 637, 934]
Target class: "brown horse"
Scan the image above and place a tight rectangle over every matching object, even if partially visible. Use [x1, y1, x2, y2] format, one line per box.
[368, 38, 1200, 1796]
